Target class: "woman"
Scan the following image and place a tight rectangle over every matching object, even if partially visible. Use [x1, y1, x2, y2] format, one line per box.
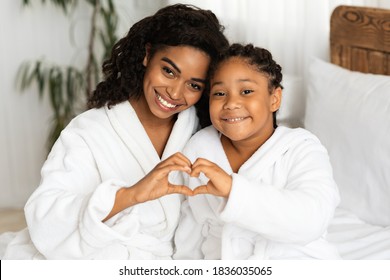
[0, 3, 228, 259]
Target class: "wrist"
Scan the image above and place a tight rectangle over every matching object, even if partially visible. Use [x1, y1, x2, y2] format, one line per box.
[117, 186, 140, 209]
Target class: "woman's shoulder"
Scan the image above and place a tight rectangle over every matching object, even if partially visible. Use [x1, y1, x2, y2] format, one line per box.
[68, 100, 132, 130]
[66, 106, 108, 130]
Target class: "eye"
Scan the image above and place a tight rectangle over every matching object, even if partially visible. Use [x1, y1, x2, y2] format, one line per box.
[212, 91, 225, 97]
[242, 89, 253, 95]
[162, 66, 175, 77]
[188, 82, 203, 92]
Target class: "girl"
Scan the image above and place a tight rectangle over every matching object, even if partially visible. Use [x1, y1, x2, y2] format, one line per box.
[0, 4, 228, 259]
[173, 44, 340, 259]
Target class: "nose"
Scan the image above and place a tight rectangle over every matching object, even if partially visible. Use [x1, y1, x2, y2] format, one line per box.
[166, 82, 184, 100]
[223, 94, 241, 110]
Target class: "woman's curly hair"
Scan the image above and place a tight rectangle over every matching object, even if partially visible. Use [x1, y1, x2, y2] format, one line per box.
[209, 43, 283, 128]
[88, 4, 229, 128]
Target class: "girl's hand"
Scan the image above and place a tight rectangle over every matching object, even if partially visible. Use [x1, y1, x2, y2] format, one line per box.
[190, 158, 232, 198]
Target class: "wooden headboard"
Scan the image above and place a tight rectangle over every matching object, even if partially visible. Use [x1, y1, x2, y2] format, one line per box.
[330, 5, 390, 75]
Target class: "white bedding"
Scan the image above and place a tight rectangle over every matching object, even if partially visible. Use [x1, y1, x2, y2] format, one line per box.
[327, 208, 390, 260]
[297, 58, 390, 260]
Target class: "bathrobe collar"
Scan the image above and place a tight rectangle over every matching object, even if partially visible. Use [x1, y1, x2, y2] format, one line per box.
[200, 126, 317, 217]
[105, 101, 198, 235]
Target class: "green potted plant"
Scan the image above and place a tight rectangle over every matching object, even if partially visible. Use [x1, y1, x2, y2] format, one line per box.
[18, 0, 118, 150]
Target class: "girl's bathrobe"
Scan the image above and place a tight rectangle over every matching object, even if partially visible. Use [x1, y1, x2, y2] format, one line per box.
[0, 101, 198, 259]
[173, 125, 341, 260]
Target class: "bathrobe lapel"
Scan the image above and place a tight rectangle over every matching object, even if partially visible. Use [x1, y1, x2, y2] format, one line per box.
[197, 128, 232, 218]
[240, 127, 315, 179]
[106, 101, 159, 174]
[159, 105, 198, 234]
[201, 127, 316, 217]
[106, 101, 198, 235]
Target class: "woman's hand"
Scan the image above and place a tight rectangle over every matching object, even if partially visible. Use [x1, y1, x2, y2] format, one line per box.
[103, 152, 193, 222]
[190, 158, 232, 198]
[132, 152, 194, 203]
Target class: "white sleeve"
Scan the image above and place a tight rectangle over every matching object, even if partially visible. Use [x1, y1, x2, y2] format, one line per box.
[173, 199, 204, 260]
[219, 139, 340, 244]
[24, 127, 134, 259]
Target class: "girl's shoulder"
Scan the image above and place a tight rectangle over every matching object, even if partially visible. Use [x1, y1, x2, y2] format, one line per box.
[189, 125, 219, 144]
[275, 126, 320, 142]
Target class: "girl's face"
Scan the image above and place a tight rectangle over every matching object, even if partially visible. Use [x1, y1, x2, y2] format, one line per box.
[142, 45, 210, 119]
[209, 57, 281, 145]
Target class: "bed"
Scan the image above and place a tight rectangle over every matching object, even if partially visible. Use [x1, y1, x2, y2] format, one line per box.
[303, 5, 390, 259]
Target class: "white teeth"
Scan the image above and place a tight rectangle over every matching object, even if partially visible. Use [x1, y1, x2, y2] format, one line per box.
[157, 94, 177, 108]
[226, 117, 244, 122]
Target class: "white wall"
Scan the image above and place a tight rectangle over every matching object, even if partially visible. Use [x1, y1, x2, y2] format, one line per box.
[1, 0, 389, 209]
[0, 0, 167, 209]
[0, 1, 84, 208]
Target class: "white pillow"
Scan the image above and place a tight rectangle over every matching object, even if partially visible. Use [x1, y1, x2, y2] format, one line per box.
[278, 75, 305, 128]
[304, 58, 390, 227]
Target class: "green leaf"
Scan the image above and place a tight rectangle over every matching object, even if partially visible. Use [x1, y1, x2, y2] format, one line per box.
[18, 0, 120, 151]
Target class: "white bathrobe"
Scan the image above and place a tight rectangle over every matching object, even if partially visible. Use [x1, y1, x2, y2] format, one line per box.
[0, 101, 198, 259]
[173, 126, 341, 260]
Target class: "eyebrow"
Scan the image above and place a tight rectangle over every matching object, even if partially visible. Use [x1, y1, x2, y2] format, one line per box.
[161, 57, 206, 84]
[211, 78, 257, 87]
[211, 81, 223, 87]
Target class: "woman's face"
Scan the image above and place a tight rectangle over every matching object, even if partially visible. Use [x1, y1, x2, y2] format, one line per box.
[142, 45, 210, 119]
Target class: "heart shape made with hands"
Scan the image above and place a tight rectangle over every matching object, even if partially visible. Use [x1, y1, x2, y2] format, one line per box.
[167, 169, 207, 190]
[168, 167, 232, 198]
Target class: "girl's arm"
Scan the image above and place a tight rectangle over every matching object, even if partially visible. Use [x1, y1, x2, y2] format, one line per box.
[191, 139, 340, 244]
[219, 139, 340, 244]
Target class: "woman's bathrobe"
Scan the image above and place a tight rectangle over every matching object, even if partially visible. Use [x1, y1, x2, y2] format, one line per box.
[173, 126, 341, 260]
[0, 101, 198, 259]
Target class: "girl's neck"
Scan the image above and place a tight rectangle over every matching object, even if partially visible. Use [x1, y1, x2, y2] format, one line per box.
[221, 129, 274, 173]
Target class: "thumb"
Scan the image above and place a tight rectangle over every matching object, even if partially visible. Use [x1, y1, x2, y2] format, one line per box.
[168, 184, 195, 196]
[192, 185, 209, 195]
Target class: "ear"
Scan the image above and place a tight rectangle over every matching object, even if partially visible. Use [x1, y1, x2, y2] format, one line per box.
[142, 43, 151, 67]
[270, 87, 282, 112]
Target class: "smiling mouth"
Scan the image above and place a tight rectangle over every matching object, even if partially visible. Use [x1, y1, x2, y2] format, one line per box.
[223, 117, 246, 123]
[156, 93, 181, 109]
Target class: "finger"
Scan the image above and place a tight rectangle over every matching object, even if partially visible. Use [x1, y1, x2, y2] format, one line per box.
[158, 154, 192, 172]
[192, 157, 214, 168]
[192, 185, 209, 195]
[166, 152, 192, 166]
[190, 164, 218, 178]
[167, 184, 194, 196]
[190, 159, 209, 177]
[161, 164, 192, 177]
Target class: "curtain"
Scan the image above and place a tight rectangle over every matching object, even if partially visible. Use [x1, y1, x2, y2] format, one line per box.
[167, 0, 390, 77]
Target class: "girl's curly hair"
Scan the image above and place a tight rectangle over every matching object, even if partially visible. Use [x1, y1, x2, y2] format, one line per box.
[209, 43, 283, 128]
[88, 4, 229, 128]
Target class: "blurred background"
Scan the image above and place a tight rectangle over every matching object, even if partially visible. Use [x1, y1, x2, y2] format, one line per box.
[1, 0, 390, 213]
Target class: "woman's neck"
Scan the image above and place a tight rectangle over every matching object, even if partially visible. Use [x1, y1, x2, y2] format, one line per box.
[129, 96, 176, 158]
[129, 95, 176, 127]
